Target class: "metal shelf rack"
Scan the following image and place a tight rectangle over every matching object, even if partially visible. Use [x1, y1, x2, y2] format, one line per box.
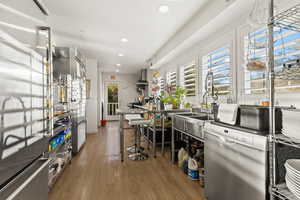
[273, 3, 300, 32]
[268, 1, 300, 200]
[272, 184, 298, 200]
[273, 134, 300, 149]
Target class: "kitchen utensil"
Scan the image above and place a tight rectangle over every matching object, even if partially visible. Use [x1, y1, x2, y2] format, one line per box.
[217, 104, 238, 125]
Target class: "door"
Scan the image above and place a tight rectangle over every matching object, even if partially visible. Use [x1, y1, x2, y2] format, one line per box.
[224, 137, 267, 200]
[105, 82, 119, 120]
[205, 132, 233, 200]
[205, 130, 268, 200]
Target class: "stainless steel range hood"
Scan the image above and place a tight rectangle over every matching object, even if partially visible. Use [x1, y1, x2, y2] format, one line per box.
[136, 69, 148, 88]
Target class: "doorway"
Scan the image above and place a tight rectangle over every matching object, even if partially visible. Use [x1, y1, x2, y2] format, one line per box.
[105, 82, 119, 120]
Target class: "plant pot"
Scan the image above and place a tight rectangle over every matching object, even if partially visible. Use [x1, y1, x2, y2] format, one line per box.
[164, 104, 173, 110]
[172, 104, 178, 109]
[101, 120, 107, 127]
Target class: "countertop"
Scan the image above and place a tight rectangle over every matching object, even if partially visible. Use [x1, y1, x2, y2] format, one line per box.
[116, 108, 147, 115]
[133, 105, 192, 114]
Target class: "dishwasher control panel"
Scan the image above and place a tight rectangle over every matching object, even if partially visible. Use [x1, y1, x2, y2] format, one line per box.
[204, 122, 267, 150]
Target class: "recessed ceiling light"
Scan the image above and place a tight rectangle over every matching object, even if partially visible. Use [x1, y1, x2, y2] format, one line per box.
[121, 38, 128, 43]
[118, 53, 124, 57]
[159, 5, 169, 13]
[116, 69, 120, 73]
[116, 64, 121, 66]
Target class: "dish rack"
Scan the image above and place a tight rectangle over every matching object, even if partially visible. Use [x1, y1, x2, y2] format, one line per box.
[268, 1, 300, 200]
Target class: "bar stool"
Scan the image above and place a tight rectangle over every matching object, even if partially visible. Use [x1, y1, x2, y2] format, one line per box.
[128, 118, 151, 161]
[125, 114, 143, 153]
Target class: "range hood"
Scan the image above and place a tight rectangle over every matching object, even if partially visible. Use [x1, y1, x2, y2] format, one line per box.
[136, 69, 148, 88]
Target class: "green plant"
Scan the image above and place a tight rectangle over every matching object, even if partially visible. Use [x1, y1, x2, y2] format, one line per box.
[160, 86, 190, 109]
[184, 103, 191, 108]
[175, 86, 186, 98]
[160, 92, 171, 104]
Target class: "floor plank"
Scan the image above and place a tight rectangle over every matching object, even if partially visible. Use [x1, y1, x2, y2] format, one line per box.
[49, 122, 205, 200]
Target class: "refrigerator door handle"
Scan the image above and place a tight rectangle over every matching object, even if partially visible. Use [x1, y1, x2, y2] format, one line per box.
[6, 159, 50, 200]
[78, 120, 87, 125]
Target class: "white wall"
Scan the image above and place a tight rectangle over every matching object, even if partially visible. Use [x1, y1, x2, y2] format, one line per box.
[101, 73, 138, 119]
[86, 59, 98, 133]
[98, 63, 103, 124]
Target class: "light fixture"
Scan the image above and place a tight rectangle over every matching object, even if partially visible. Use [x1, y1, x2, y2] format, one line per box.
[116, 69, 120, 73]
[159, 5, 169, 14]
[116, 64, 121, 66]
[121, 38, 128, 43]
[118, 53, 124, 57]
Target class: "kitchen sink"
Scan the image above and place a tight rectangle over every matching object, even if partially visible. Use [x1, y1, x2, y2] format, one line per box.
[189, 116, 214, 120]
[173, 113, 214, 140]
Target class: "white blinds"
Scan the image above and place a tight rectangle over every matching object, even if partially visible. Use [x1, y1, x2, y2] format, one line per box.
[159, 77, 165, 94]
[167, 71, 177, 95]
[183, 62, 196, 97]
[202, 45, 232, 96]
[244, 27, 300, 94]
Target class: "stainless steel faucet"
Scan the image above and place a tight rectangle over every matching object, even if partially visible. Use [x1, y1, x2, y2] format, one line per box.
[202, 71, 218, 106]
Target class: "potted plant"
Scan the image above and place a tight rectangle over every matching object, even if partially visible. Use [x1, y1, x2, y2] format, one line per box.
[160, 86, 188, 109]
[160, 92, 173, 110]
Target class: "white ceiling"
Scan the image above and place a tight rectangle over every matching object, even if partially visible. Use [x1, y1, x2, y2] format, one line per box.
[44, 0, 209, 73]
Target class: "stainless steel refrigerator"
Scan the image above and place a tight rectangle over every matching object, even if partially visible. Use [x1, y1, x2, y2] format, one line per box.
[0, 0, 50, 199]
[53, 47, 87, 154]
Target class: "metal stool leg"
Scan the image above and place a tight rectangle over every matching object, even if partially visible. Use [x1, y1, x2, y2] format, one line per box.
[161, 115, 165, 156]
[128, 125, 148, 161]
[147, 127, 150, 150]
[127, 127, 138, 153]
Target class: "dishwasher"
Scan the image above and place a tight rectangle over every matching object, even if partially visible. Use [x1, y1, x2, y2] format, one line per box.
[204, 122, 268, 200]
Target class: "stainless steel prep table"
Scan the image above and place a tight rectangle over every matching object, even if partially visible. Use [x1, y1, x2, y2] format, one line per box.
[134, 106, 191, 157]
[117, 107, 191, 161]
[171, 113, 213, 163]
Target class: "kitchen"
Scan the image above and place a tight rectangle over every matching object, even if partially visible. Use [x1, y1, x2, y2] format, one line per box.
[1, 0, 300, 200]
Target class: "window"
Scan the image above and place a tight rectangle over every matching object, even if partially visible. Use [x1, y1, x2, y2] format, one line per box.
[159, 77, 165, 95]
[244, 27, 300, 94]
[202, 45, 232, 96]
[181, 61, 197, 97]
[167, 71, 177, 96]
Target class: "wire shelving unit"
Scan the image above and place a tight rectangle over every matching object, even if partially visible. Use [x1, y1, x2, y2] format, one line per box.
[273, 4, 300, 32]
[268, 1, 300, 200]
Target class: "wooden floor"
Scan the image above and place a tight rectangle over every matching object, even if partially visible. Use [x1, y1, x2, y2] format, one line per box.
[49, 122, 205, 200]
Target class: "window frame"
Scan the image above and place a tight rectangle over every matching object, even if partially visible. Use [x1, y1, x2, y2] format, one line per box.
[240, 25, 300, 96]
[166, 70, 177, 96]
[200, 39, 235, 101]
[180, 61, 197, 97]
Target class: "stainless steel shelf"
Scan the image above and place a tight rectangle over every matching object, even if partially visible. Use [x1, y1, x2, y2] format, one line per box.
[53, 112, 71, 124]
[272, 184, 299, 200]
[148, 127, 169, 132]
[273, 134, 300, 149]
[273, 3, 300, 32]
[52, 122, 71, 139]
[174, 127, 205, 143]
